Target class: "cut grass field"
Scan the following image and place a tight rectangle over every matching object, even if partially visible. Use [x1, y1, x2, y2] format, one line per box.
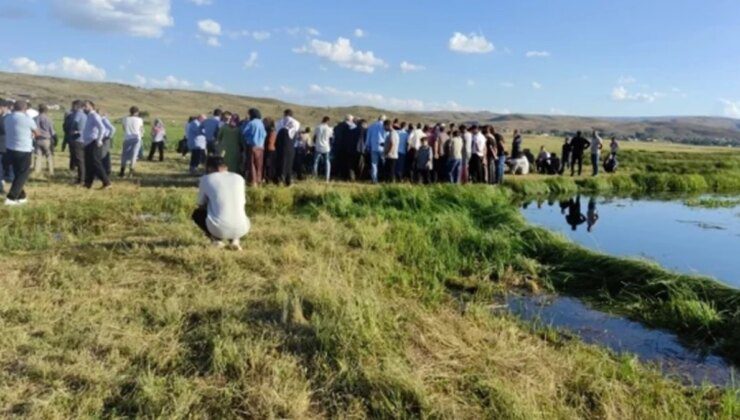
[0, 147, 738, 418]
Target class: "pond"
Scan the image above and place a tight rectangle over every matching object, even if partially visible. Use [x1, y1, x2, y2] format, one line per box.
[520, 195, 740, 288]
[505, 295, 737, 386]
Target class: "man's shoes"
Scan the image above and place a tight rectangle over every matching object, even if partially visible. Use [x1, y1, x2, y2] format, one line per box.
[4, 198, 21, 206]
[229, 239, 243, 251]
[100, 184, 112, 190]
[17, 198, 28, 204]
[212, 240, 226, 249]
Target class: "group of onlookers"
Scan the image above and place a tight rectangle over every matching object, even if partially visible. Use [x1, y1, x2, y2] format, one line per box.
[535, 131, 620, 176]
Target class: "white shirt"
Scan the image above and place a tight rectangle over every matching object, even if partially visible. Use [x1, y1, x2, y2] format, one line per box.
[462, 131, 473, 159]
[472, 132, 486, 157]
[276, 116, 301, 139]
[409, 129, 425, 151]
[123, 116, 145, 141]
[592, 134, 603, 155]
[385, 129, 400, 159]
[314, 123, 333, 153]
[197, 171, 251, 240]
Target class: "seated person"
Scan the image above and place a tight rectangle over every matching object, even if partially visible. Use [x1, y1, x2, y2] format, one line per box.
[536, 146, 550, 173]
[509, 156, 530, 175]
[192, 156, 250, 250]
[603, 153, 618, 173]
[548, 153, 561, 175]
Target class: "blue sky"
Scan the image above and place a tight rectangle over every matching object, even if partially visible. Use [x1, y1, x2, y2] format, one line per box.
[1, 0, 739, 118]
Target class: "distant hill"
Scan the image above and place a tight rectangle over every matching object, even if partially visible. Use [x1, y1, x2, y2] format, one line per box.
[1, 72, 738, 146]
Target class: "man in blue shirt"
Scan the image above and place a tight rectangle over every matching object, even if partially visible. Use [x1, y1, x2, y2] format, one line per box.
[202, 109, 222, 155]
[395, 122, 409, 181]
[3, 101, 39, 205]
[63, 100, 87, 184]
[241, 108, 266, 187]
[187, 114, 206, 174]
[365, 116, 387, 184]
[81, 101, 111, 189]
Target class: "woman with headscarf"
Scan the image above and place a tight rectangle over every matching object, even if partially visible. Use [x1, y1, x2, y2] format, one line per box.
[218, 112, 241, 173]
[241, 108, 266, 186]
[148, 118, 166, 162]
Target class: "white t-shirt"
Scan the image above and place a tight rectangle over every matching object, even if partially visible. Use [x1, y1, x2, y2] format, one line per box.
[123, 116, 144, 141]
[472, 133, 486, 157]
[592, 135, 603, 155]
[314, 123, 333, 153]
[197, 172, 251, 240]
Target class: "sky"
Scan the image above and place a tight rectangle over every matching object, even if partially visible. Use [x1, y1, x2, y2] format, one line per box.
[1, 0, 739, 118]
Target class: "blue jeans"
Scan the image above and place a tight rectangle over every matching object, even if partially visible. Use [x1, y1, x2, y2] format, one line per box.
[313, 152, 331, 181]
[370, 151, 383, 184]
[447, 158, 461, 183]
[396, 154, 406, 180]
[497, 156, 506, 185]
[591, 153, 600, 176]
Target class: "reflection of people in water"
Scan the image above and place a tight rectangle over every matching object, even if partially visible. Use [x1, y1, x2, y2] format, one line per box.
[559, 198, 571, 215]
[587, 197, 599, 232]
[565, 195, 586, 231]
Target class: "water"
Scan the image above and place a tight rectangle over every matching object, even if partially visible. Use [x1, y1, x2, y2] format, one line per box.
[520, 195, 740, 288]
[506, 295, 737, 386]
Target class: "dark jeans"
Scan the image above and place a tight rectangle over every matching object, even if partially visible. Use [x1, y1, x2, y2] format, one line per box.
[84, 142, 111, 188]
[149, 142, 164, 161]
[487, 158, 498, 184]
[571, 154, 584, 176]
[561, 152, 571, 174]
[417, 168, 431, 184]
[447, 158, 461, 184]
[6, 150, 32, 200]
[190, 148, 205, 171]
[70, 141, 86, 183]
[591, 153, 600, 176]
[469, 155, 485, 183]
[192, 207, 216, 240]
[103, 153, 112, 176]
[383, 158, 397, 182]
[0, 152, 13, 183]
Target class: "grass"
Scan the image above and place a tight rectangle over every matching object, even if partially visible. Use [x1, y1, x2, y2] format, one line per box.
[0, 144, 738, 417]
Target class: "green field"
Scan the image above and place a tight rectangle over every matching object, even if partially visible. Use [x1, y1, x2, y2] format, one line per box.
[0, 135, 738, 419]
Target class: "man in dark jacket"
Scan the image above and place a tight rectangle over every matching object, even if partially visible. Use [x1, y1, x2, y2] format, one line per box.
[569, 131, 591, 176]
[333, 115, 356, 180]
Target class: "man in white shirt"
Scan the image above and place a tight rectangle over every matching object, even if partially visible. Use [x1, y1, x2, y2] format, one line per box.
[460, 125, 473, 183]
[193, 156, 250, 250]
[313, 116, 333, 182]
[275, 109, 300, 186]
[591, 130, 603, 177]
[3, 101, 39, 205]
[469, 126, 487, 183]
[121, 106, 145, 177]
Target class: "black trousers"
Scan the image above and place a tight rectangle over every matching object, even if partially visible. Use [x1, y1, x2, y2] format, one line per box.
[417, 168, 431, 184]
[84, 142, 111, 188]
[149, 142, 165, 161]
[571, 154, 584, 176]
[70, 141, 86, 184]
[275, 139, 295, 186]
[192, 207, 216, 239]
[6, 150, 32, 200]
[383, 158, 397, 182]
[469, 155, 485, 183]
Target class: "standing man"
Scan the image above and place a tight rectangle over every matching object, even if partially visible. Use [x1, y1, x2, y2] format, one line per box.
[3, 101, 38, 205]
[395, 122, 408, 181]
[100, 110, 116, 176]
[435, 125, 450, 183]
[33, 104, 55, 176]
[407, 123, 424, 182]
[460, 125, 472, 184]
[560, 137, 572, 175]
[120, 106, 144, 177]
[275, 109, 300, 186]
[313, 116, 333, 183]
[591, 130, 603, 177]
[383, 121, 399, 183]
[81, 101, 111, 189]
[242, 108, 266, 187]
[333, 115, 355, 180]
[202, 109, 222, 155]
[66, 100, 87, 184]
[569, 131, 591, 177]
[0, 100, 11, 193]
[469, 126, 486, 183]
[365, 115, 387, 184]
[188, 114, 207, 174]
[446, 130, 463, 184]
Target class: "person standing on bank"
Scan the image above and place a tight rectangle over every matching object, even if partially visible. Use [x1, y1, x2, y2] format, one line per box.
[120, 106, 144, 177]
[313, 116, 333, 182]
[187, 114, 207, 174]
[81, 101, 112, 189]
[569, 131, 591, 177]
[33, 104, 56, 176]
[148, 118, 167, 162]
[242, 108, 266, 187]
[67, 100, 87, 185]
[560, 137, 572, 174]
[591, 130, 603, 177]
[3, 101, 39, 205]
[193, 156, 250, 250]
[275, 109, 300, 186]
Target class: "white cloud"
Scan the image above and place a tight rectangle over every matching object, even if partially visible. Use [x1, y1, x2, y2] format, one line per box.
[10, 56, 106, 81]
[135, 74, 192, 89]
[243, 52, 259, 69]
[400, 61, 425, 73]
[720, 99, 740, 119]
[189, 0, 212, 5]
[202, 80, 223, 92]
[611, 85, 658, 103]
[306, 27, 320, 36]
[252, 30, 270, 41]
[448, 32, 494, 54]
[532, 81, 542, 89]
[525, 51, 550, 58]
[549, 107, 566, 115]
[354, 28, 365, 38]
[307, 84, 465, 112]
[617, 75, 636, 84]
[294, 37, 387, 73]
[51, 0, 173, 38]
[198, 19, 221, 35]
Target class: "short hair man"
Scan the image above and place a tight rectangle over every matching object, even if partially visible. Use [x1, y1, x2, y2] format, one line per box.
[3, 100, 39, 205]
[193, 156, 250, 250]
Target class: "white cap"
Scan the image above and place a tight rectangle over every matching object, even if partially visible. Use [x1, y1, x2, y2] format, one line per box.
[346, 114, 354, 121]
[379, 115, 387, 121]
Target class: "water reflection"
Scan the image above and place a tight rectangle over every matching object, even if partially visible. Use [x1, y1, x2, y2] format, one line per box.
[520, 195, 740, 287]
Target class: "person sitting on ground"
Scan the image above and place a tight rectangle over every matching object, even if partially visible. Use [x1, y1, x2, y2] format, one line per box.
[548, 153, 561, 175]
[604, 153, 618, 173]
[536, 146, 550, 173]
[193, 156, 250, 250]
[509, 154, 530, 175]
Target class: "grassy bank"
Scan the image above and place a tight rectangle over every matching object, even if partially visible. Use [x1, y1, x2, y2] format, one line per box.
[1, 179, 737, 418]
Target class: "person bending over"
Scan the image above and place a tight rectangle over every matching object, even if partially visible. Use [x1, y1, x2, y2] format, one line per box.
[193, 156, 250, 250]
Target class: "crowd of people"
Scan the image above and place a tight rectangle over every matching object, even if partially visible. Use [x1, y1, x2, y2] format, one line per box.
[0, 99, 623, 249]
[181, 108, 621, 189]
